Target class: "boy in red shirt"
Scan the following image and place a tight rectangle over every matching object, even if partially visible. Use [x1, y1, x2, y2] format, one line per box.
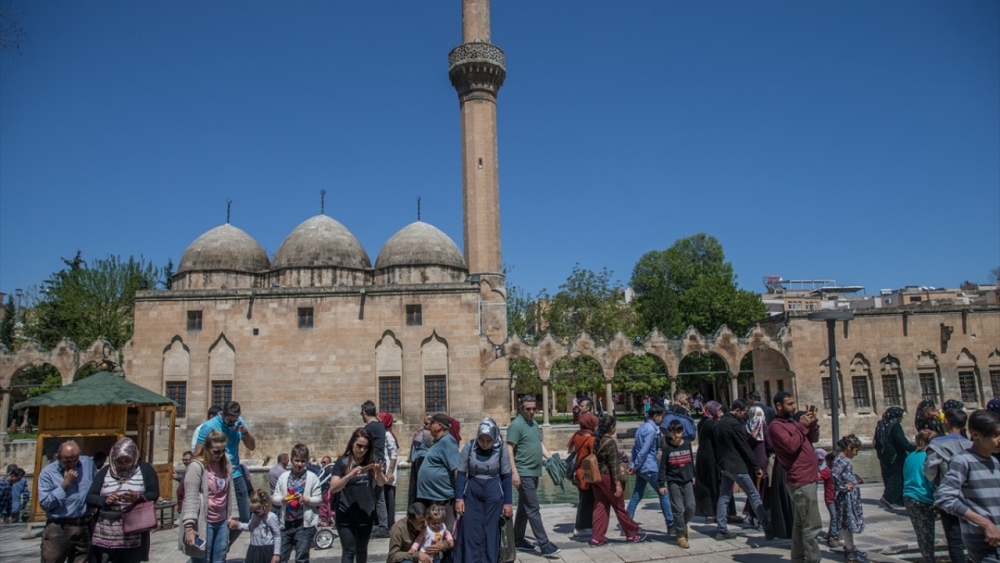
[817, 449, 839, 547]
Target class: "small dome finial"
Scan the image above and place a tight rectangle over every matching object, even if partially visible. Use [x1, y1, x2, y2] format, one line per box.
[226, 199, 233, 224]
[417, 196, 421, 222]
[321, 190, 326, 215]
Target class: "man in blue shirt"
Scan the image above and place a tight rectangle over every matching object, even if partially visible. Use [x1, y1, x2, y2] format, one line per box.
[0, 464, 22, 523]
[194, 401, 256, 543]
[38, 440, 95, 563]
[416, 413, 460, 533]
[627, 404, 674, 531]
[11, 467, 28, 522]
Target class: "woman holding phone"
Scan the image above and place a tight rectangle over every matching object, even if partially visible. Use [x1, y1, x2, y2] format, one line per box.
[180, 430, 240, 563]
[329, 427, 387, 563]
[86, 437, 160, 563]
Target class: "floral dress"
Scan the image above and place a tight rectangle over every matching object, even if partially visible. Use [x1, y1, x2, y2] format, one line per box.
[832, 455, 864, 534]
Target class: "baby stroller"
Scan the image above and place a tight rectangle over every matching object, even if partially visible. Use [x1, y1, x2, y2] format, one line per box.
[313, 472, 337, 550]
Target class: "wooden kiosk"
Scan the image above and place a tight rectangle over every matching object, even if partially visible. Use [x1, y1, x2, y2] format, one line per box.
[13, 371, 177, 523]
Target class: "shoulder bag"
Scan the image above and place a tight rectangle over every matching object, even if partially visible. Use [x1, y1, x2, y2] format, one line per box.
[122, 497, 157, 534]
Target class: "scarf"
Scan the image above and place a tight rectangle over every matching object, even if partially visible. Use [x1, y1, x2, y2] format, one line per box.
[448, 417, 462, 445]
[109, 437, 140, 481]
[988, 398, 1000, 413]
[475, 418, 503, 452]
[568, 413, 598, 449]
[746, 405, 766, 441]
[942, 399, 964, 412]
[379, 412, 397, 443]
[703, 401, 722, 420]
[915, 400, 944, 435]
[874, 406, 904, 454]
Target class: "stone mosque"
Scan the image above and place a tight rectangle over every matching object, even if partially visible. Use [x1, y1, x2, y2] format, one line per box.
[1, 0, 998, 465]
[126, 0, 512, 456]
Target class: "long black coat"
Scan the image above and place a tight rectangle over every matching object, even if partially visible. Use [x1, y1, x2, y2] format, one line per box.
[713, 413, 760, 476]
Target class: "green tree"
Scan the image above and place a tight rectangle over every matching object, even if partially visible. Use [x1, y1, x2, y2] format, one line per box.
[162, 259, 174, 290]
[0, 295, 15, 350]
[630, 234, 766, 337]
[26, 253, 161, 350]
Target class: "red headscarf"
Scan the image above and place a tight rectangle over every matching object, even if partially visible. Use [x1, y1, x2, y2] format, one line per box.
[567, 413, 598, 449]
[448, 417, 462, 445]
[379, 412, 396, 442]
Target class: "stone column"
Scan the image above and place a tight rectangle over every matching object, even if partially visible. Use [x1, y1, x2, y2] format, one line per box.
[0, 390, 9, 435]
[541, 380, 550, 426]
[730, 375, 739, 405]
[670, 377, 677, 396]
[605, 381, 613, 416]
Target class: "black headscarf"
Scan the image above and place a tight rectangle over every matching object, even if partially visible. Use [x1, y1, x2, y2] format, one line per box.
[915, 399, 944, 435]
[874, 406, 904, 455]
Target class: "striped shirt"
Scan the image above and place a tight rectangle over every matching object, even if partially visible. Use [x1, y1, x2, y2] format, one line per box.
[935, 449, 1000, 545]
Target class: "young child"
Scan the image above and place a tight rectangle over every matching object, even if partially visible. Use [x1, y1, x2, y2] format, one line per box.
[936, 409, 1000, 563]
[241, 489, 281, 563]
[818, 449, 840, 548]
[659, 419, 695, 548]
[832, 435, 867, 563]
[409, 503, 454, 563]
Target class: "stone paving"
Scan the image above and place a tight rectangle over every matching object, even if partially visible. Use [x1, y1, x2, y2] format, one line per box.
[0, 495, 929, 563]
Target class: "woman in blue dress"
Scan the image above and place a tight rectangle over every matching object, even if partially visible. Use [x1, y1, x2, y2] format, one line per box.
[454, 418, 513, 563]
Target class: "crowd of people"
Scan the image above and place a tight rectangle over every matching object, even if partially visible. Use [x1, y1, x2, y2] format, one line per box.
[20, 391, 1000, 563]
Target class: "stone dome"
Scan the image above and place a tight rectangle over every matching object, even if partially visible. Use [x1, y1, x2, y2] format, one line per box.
[375, 221, 467, 270]
[177, 224, 270, 274]
[271, 215, 371, 270]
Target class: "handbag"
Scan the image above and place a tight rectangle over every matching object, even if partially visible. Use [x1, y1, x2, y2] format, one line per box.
[498, 516, 516, 563]
[580, 453, 601, 484]
[121, 499, 157, 534]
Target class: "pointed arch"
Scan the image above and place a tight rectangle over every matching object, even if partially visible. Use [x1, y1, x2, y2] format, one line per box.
[848, 354, 875, 413]
[208, 333, 235, 408]
[162, 336, 191, 418]
[916, 349, 942, 404]
[956, 348, 982, 407]
[986, 350, 1000, 401]
[879, 354, 905, 410]
[376, 331, 403, 414]
[422, 332, 449, 413]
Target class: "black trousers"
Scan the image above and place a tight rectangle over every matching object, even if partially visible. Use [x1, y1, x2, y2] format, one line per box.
[337, 522, 373, 563]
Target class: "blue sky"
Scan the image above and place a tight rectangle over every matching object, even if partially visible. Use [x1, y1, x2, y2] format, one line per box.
[2, 1, 998, 300]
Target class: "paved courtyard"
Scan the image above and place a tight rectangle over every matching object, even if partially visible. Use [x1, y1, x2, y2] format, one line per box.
[1, 494, 932, 563]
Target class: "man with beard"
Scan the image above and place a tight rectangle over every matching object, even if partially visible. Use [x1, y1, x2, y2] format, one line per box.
[770, 391, 823, 563]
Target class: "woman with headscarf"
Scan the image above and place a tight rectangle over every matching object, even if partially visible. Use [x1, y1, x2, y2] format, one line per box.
[376, 412, 399, 537]
[454, 418, 513, 563]
[873, 406, 915, 508]
[694, 401, 736, 521]
[914, 400, 945, 436]
[988, 398, 1000, 414]
[568, 412, 599, 537]
[743, 403, 771, 525]
[86, 437, 160, 563]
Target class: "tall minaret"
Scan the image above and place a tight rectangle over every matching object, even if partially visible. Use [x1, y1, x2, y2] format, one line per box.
[449, 0, 505, 287]
[450, 0, 509, 423]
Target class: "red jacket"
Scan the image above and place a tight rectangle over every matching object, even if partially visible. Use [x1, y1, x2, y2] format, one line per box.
[770, 416, 820, 487]
[819, 467, 834, 504]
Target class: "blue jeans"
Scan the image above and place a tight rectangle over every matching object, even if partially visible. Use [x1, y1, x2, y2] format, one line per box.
[229, 473, 251, 545]
[826, 502, 839, 539]
[192, 520, 229, 563]
[626, 470, 674, 528]
[717, 472, 768, 534]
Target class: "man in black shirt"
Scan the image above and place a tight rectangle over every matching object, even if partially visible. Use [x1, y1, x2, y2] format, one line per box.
[361, 400, 387, 464]
[712, 399, 771, 541]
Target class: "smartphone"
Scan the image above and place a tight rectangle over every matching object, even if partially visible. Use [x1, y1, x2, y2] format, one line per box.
[360, 463, 377, 472]
[194, 536, 206, 549]
[808, 405, 817, 413]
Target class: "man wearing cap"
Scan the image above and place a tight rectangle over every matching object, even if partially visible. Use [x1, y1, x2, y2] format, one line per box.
[508, 395, 561, 558]
[194, 400, 256, 543]
[770, 391, 822, 563]
[37, 441, 96, 563]
[416, 413, 460, 532]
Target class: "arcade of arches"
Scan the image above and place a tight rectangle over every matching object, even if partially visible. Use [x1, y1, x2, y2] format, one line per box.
[1, 305, 997, 456]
